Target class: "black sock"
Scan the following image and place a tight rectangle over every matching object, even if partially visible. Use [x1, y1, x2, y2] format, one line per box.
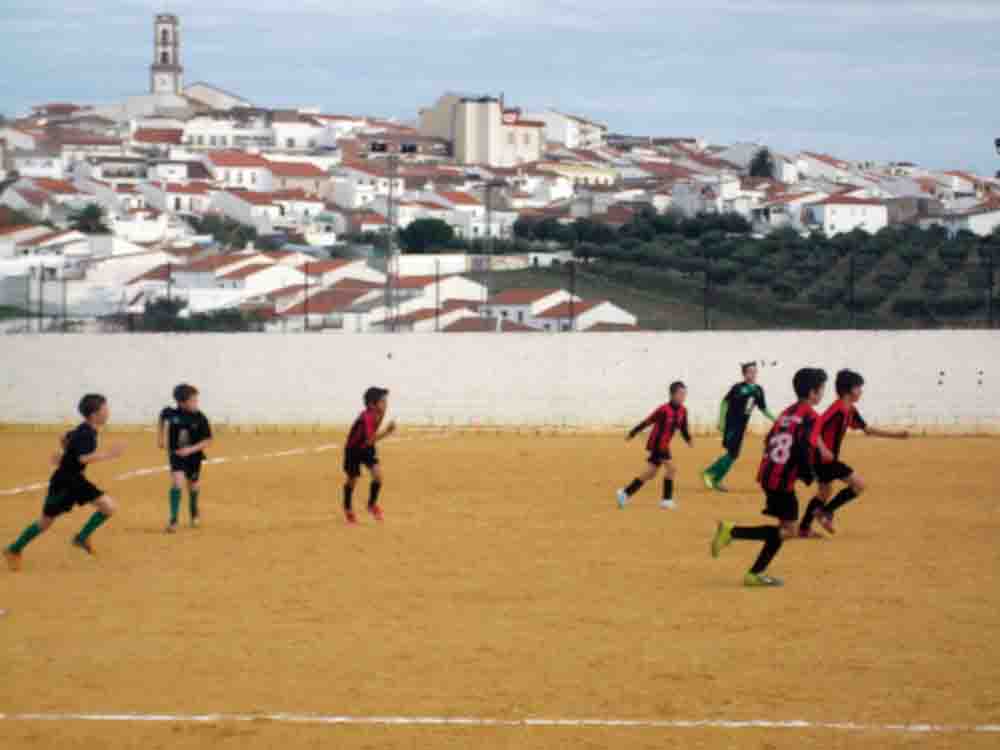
[343, 484, 354, 511]
[624, 478, 643, 496]
[800, 497, 824, 532]
[663, 478, 674, 500]
[731, 525, 783, 574]
[369, 481, 382, 508]
[824, 488, 858, 516]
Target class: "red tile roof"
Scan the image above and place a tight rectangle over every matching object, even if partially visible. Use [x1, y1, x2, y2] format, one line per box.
[437, 190, 481, 206]
[299, 260, 353, 275]
[273, 189, 323, 202]
[20, 229, 79, 246]
[163, 181, 213, 195]
[134, 128, 183, 145]
[534, 299, 607, 318]
[183, 255, 265, 273]
[637, 162, 699, 179]
[328, 277, 382, 291]
[355, 211, 387, 225]
[16, 188, 49, 207]
[266, 160, 327, 178]
[264, 283, 309, 300]
[488, 288, 562, 305]
[228, 190, 275, 206]
[0, 224, 39, 237]
[810, 195, 885, 207]
[802, 151, 851, 170]
[207, 150, 271, 168]
[126, 264, 173, 285]
[281, 288, 370, 316]
[218, 263, 279, 281]
[32, 178, 80, 194]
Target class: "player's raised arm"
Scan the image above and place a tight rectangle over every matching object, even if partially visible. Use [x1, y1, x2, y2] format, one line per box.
[865, 426, 910, 439]
[374, 419, 397, 443]
[626, 415, 653, 441]
[79, 444, 125, 465]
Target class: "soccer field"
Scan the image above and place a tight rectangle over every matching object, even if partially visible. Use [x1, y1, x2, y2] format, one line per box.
[1, 429, 998, 750]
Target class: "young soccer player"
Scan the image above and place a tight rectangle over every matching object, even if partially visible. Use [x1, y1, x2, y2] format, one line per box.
[159, 384, 213, 533]
[702, 361, 776, 492]
[710, 368, 832, 587]
[4, 394, 123, 571]
[616, 381, 693, 511]
[798, 369, 909, 537]
[342, 386, 396, 524]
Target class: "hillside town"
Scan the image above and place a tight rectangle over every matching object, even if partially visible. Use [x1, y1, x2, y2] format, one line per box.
[1, 13, 998, 333]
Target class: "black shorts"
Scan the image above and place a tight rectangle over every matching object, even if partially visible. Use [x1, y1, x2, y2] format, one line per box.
[722, 428, 746, 459]
[169, 453, 204, 482]
[763, 490, 799, 522]
[343, 446, 378, 478]
[647, 448, 672, 466]
[43, 474, 103, 518]
[816, 461, 853, 485]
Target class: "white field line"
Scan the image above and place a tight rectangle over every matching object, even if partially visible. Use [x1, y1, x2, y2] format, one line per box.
[0, 434, 455, 498]
[0, 712, 996, 734]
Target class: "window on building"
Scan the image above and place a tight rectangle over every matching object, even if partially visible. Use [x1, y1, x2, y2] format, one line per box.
[251, 172, 256, 184]
[507, 133, 515, 146]
[517, 311, 524, 322]
[308, 139, 317, 148]
[209, 136, 216, 146]
[501, 310, 508, 319]
[161, 52, 169, 64]
[174, 197, 182, 211]
[161, 29, 169, 44]
[236, 171, 243, 185]
[286, 138, 295, 149]
[523, 133, 531, 145]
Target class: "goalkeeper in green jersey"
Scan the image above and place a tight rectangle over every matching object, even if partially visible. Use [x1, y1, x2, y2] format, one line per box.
[702, 362, 775, 492]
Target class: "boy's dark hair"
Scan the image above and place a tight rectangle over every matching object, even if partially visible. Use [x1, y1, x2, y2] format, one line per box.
[364, 386, 389, 407]
[741, 361, 757, 374]
[78, 394, 107, 418]
[669, 381, 686, 396]
[793, 368, 828, 399]
[836, 369, 865, 397]
[173, 383, 199, 403]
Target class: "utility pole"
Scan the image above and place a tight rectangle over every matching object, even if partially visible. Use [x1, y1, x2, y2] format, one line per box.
[38, 267, 44, 333]
[849, 249, 856, 329]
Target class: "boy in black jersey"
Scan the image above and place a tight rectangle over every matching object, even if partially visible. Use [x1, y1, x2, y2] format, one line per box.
[159, 384, 213, 532]
[5, 394, 124, 571]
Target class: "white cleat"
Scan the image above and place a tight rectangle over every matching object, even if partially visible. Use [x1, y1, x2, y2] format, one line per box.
[616, 489, 629, 509]
[659, 499, 677, 510]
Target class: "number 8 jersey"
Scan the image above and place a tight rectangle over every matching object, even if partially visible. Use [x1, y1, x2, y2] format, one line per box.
[757, 401, 821, 492]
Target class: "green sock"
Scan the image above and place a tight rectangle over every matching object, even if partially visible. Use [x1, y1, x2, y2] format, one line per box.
[705, 454, 729, 479]
[169, 487, 181, 524]
[715, 454, 735, 482]
[189, 490, 199, 519]
[75, 511, 108, 543]
[9, 521, 43, 553]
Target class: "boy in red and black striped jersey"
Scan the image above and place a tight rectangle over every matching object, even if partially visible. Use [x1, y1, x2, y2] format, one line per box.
[799, 369, 909, 537]
[710, 368, 832, 587]
[342, 387, 396, 524]
[617, 381, 693, 510]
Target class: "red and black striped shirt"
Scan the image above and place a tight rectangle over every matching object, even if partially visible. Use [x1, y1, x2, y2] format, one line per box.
[346, 407, 382, 451]
[643, 402, 690, 453]
[817, 400, 867, 462]
[757, 401, 821, 492]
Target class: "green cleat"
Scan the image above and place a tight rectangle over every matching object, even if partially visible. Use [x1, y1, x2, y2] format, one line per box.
[743, 572, 784, 587]
[711, 521, 733, 558]
[701, 471, 715, 490]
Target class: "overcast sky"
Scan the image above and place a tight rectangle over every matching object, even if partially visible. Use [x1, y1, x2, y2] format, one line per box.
[2, 0, 998, 174]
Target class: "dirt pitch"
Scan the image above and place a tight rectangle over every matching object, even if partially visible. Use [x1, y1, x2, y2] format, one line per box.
[1, 429, 998, 750]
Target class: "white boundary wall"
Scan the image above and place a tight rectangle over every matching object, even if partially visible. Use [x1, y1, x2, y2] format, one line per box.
[1, 331, 998, 432]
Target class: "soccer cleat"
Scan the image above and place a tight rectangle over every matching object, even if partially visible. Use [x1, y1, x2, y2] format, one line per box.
[711, 521, 733, 558]
[345, 510, 358, 525]
[368, 504, 384, 521]
[659, 499, 677, 510]
[701, 471, 715, 490]
[797, 527, 823, 539]
[165, 522, 178, 534]
[817, 512, 836, 535]
[4, 548, 21, 572]
[190, 517, 200, 529]
[72, 537, 95, 556]
[714, 482, 730, 493]
[744, 572, 784, 587]
[616, 489, 629, 509]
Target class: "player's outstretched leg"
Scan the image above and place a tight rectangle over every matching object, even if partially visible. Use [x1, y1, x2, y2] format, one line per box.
[618, 463, 657, 509]
[72, 495, 115, 556]
[5, 515, 55, 571]
[367, 465, 384, 521]
[712, 522, 784, 587]
[659, 462, 677, 510]
[819, 475, 866, 534]
[704, 453, 734, 492]
[343, 478, 358, 524]
[798, 497, 826, 538]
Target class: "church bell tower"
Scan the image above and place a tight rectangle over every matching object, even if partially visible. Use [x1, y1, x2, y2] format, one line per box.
[150, 13, 183, 95]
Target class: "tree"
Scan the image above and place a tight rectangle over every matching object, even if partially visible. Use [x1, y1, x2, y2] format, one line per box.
[398, 218, 455, 253]
[748, 147, 775, 179]
[189, 214, 256, 249]
[68, 203, 110, 234]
